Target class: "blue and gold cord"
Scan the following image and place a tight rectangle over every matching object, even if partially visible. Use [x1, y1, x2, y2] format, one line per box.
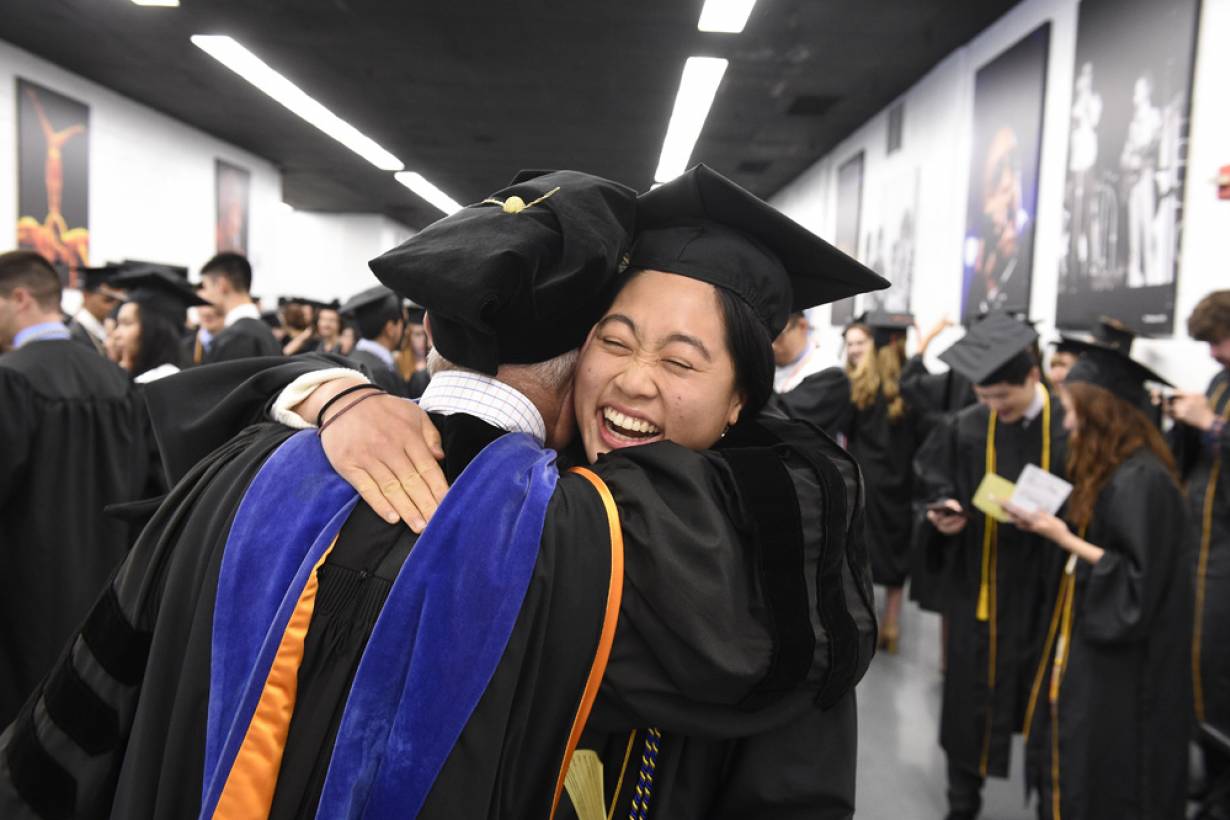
[627, 727, 662, 820]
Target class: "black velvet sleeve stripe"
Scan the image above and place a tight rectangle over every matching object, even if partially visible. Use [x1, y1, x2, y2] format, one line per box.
[80, 585, 151, 687]
[41, 658, 120, 756]
[719, 446, 815, 708]
[6, 710, 77, 820]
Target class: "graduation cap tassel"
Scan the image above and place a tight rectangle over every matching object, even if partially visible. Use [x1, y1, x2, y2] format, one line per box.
[563, 750, 606, 820]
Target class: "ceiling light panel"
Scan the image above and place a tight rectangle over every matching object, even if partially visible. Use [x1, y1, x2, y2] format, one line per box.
[653, 57, 728, 184]
[131, 0, 180, 6]
[395, 172, 463, 215]
[697, 0, 758, 33]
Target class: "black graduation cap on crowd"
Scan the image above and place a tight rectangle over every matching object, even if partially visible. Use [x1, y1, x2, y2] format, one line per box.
[1051, 334, 1089, 354]
[79, 264, 125, 293]
[856, 310, 914, 348]
[369, 169, 638, 375]
[938, 311, 1039, 385]
[1090, 315, 1136, 354]
[340, 285, 400, 320]
[628, 165, 888, 338]
[109, 267, 210, 325]
[1062, 338, 1169, 411]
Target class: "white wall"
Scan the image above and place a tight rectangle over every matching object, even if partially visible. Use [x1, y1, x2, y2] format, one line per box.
[772, 0, 1230, 392]
[0, 38, 414, 312]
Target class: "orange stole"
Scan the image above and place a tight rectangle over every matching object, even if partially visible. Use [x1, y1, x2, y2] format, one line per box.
[211, 538, 337, 819]
[550, 467, 626, 820]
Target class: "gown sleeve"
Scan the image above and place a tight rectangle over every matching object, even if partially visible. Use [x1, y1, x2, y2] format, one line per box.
[0, 370, 34, 506]
[773, 367, 852, 437]
[1080, 456, 1187, 645]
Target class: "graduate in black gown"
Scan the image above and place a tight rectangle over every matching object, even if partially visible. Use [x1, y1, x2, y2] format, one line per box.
[1006, 341, 1191, 820]
[198, 252, 282, 363]
[843, 311, 924, 652]
[340, 284, 409, 397]
[110, 267, 211, 497]
[916, 312, 1067, 820]
[0, 167, 886, 819]
[0, 251, 146, 728]
[67, 265, 121, 356]
[1168, 290, 1230, 819]
[767, 311, 851, 437]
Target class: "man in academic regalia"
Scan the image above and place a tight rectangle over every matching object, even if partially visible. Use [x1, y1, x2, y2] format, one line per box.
[768, 311, 851, 437]
[1169, 290, 1230, 819]
[339, 284, 409, 396]
[67, 265, 122, 355]
[0, 168, 883, 819]
[198, 252, 282, 363]
[916, 312, 1067, 820]
[0, 251, 146, 728]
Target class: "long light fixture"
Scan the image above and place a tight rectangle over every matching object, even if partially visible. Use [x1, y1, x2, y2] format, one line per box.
[698, 0, 758, 33]
[132, 0, 180, 6]
[395, 172, 463, 215]
[190, 35, 403, 172]
[653, 57, 728, 184]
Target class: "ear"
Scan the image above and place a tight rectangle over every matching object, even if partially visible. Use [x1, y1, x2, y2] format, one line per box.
[726, 390, 746, 428]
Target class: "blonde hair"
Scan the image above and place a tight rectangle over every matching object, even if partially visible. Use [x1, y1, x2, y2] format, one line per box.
[846, 327, 907, 423]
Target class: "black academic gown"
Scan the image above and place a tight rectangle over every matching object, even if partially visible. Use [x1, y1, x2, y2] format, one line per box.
[347, 346, 408, 397]
[900, 358, 977, 612]
[1024, 450, 1192, 820]
[0, 340, 146, 728]
[67, 318, 106, 356]
[1174, 368, 1230, 743]
[768, 366, 852, 439]
[915, 395, 1067, 780]
[203, 317, 282, 364]
[0, 356, 875, 820]
[846, 360, 924, 587]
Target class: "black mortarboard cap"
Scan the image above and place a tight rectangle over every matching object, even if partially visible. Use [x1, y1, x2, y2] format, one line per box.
[369, 169, 637, 374]
[628, 165, 888, 338]
[1062, 339, 1169, 411]
[1091, 315, 1136, 354]
[1051, 334, 1089, 354]
[341, 285, 400, 318]
[80, 264, 124, 293]
[110, 268, 209, 325]
[856, 310, 914, 348]
[938, 311, 1039, 385]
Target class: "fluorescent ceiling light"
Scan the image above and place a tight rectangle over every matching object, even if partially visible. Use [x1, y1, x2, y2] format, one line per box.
[191, 35, 403, 171]
[653, 57, 728, 184]
[395, 172, 463, 215]
[698, 0, 758, 33]
[132, 0, 180, 6]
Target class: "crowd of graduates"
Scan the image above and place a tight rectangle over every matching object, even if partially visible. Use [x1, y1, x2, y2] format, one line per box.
[770, 294, 1230, 819]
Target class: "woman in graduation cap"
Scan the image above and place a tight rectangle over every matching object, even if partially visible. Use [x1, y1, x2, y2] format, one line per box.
[1004, 340, 1192, 820]
[840, 311, 925, 651]
[109, 268, 209, 495]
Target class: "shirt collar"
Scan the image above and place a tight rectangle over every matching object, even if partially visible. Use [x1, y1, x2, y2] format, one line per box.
[73, 309, 107, 342]
[1022, 382, 1046, 424]
[14, 321, 72, 349]
[419, 370, 547, 445]
[355, 337, 395, 369]
[224, 302, 261, 327]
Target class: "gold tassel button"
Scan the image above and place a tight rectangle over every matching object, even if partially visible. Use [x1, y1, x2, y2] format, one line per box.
[502, 195, 527, 214]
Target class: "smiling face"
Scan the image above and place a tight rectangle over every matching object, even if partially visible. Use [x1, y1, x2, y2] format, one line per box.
[113, 301, 142, 370]
[844, 325, 872, 369]
[574, 270, 745, 463]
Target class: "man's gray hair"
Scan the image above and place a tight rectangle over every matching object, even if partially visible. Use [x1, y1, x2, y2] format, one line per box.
[427, 348, 578, 394]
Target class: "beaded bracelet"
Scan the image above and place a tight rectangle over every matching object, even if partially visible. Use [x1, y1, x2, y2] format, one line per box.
[318, 390, 389, 436]
[315, 383, 383, 428]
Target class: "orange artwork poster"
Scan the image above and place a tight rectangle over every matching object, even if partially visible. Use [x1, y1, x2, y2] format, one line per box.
[16, 79, 90, 288]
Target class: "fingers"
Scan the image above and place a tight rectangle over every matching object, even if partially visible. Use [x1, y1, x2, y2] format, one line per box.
[408, 446, 449, 507]
[368, 460, 427, 533]
[345, 467, 404, 529]
[420, 412, 445, 461]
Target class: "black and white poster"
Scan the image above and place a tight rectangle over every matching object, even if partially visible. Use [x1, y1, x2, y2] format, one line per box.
[863, 168, 917, 313]
[961, 23, 1050, 324]
[830, 151, 864, 325]
[1056, 0, 1200, 334]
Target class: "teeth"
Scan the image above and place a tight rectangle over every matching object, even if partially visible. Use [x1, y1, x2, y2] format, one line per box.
[603, 407, 661, 435]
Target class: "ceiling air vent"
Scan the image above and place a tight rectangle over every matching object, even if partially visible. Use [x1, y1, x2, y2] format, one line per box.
[786, 94, 840, 116]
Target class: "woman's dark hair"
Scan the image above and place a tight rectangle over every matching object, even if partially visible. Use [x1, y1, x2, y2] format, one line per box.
[130, 301, 185, 377]
[715, 286, 774, 422]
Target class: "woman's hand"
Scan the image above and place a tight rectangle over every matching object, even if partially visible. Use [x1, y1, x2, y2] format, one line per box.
[1003, 501, 1070, 543]
[1167, 392, 1216, 430]
[926, 499, 968, 535]
[299, 378, 449, 532]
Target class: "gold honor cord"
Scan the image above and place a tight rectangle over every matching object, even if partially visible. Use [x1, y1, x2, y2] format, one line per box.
[978, 386, 1052, 776]
[1193, 382, 1230, 722]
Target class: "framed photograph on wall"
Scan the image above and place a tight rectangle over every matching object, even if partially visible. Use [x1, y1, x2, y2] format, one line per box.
[830, 151, 865, 326]
[960, 23, 1050, 324]
[1055, 0, 1201, 334]
[16, 78, 90, 288]
[863, 168, 918, 313]
[215, 159, 251, 255]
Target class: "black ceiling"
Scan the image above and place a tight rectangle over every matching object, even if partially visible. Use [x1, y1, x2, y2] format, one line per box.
[2, 0, 1021, 229]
